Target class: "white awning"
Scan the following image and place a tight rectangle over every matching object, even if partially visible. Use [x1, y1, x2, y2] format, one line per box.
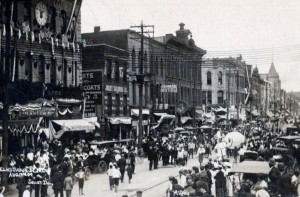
[153, 113, 168, 116]
[181, 116, 193, 124]
[131, 109, 150, 116]
[84, 117, 100, 128]
[52, 119, 95, 131]
[108, 117, 131, 125]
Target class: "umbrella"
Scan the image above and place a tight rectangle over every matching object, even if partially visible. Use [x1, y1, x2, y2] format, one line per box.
[173, 127, 185, 132]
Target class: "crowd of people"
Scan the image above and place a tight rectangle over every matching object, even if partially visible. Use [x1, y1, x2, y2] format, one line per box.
[3, 118, 300, 197]
[164, 121, 300, 197]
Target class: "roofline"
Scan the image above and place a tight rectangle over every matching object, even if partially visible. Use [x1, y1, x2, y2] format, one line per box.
[85, 43, 128, 52]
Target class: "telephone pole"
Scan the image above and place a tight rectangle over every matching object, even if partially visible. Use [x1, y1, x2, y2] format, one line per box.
[227, 67, 231, 122]
[130, 21, 154, 149]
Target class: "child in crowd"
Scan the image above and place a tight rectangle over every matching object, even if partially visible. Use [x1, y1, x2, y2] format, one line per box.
[126, 163, 133, 183]
[75, 167, 85, 195]
[107, 164, 114, 190]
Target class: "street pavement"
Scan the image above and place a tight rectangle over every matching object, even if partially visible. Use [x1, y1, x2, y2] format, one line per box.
[4, 156, 202, 197]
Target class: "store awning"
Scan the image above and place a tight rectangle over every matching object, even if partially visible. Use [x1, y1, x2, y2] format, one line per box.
[108, 117, 131, 125]
[52, 119, 95, 131]
[181, 116, 193, 124]
[153, 113, 168, 116]
[131, 109, 150, 116]
[84, 117, 100, 128]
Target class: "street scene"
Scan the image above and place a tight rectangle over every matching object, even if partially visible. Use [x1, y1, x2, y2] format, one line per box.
[1, 0, 300, 197]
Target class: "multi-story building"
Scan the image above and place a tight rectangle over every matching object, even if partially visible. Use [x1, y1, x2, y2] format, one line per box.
[82, 29, 130, 140]
[201, 56, 248, 109]
[260, 63, 282, 117]
[0, 0, 93, 153]
[82, 23, 206, 138]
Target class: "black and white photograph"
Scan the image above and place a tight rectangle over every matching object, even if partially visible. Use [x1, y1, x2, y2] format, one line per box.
[1, 0, 300, 196]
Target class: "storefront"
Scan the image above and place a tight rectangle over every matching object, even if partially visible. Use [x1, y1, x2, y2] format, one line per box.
[106, 117, 132, 140]
[49, 119, 95, 145]
[131, 109, 150, 137]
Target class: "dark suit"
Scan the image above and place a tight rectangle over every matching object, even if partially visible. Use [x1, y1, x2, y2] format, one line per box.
[277, 172, 293, 197]
[268, 166, 280, 192]
[118, 157, 127, 182]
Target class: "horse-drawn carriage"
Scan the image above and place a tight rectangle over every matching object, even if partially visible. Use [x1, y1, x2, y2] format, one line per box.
[86, 139, 135, 174]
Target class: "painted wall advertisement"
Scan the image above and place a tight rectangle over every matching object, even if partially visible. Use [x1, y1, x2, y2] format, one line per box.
[82, 70, 102, 117]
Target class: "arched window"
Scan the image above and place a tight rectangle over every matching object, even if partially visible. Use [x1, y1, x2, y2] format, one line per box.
[207, 71, 212, 85]
[218, 71, 222, 85]
[217, 91, 224, 104]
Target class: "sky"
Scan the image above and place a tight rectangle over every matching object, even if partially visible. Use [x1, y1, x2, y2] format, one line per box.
[81, 0, 300, 92]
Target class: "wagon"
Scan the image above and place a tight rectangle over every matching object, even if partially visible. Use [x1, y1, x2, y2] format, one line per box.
[87, 138, 135, 174]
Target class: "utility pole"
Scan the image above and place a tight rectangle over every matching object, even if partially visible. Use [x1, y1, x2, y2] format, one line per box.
[236, 69, 239, 121]
[130, 21, 154, 149]
[227, 67, 231, 122]
[249, 66, 253, 121]
[1, 1, 12, 188]
[265, 80, 268, 118]
[273, 89, 276, 119]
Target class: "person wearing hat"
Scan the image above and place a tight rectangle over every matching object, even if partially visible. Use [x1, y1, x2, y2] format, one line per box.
[183, 179, 196, 197]
[118, 153, 127, 183]
[64, 172, 73, 197]
[214, 166, 227, 197]
[277, 162, 293, 197]
[51, 169, 64, 197]
[112, 164, 121, 193]
[268, 158, 280, 193]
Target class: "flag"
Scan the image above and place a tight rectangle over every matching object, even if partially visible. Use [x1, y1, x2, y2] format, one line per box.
[3, 24, 5, 36]
[18, 29, 21, 39]
[42, 83, 48, 97]
[119, 67, 123, 78]
[31, 31, 35, 42]
[104, 60, 107, 76]
[111, 63, 115, 79]
[51, 37, 54, 54]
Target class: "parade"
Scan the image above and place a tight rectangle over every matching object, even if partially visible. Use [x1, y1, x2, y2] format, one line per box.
[1, 0, 300, 196]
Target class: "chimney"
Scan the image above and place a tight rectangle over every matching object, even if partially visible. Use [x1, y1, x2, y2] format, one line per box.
[94, 26, 100, 33]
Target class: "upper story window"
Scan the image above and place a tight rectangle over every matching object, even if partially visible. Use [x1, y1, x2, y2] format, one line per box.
[207, 71, 212, 85]
[218, 71, 222, 85]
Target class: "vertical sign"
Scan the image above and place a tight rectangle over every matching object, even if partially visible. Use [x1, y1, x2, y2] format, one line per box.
[82, 70, 102, 117]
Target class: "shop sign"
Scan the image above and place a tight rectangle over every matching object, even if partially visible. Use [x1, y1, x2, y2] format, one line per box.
[161, 85, 177, 93]
[82, 70, 102, 116]
[19, 107, 56, 117]
[105, 85, 128, 93]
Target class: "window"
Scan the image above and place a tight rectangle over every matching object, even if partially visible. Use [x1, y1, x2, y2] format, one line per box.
[25, 51, 32, 81]
[115, 94, 120, 116]
[160, 58, 164, 77]
[217, 91, 224, 104]
[218, 71, 222, 85]
[123, 63, 127, 82]
[202, 91, 206, 104]
[107, 93, 112, 116]
[123, 95, 128, 115]
[207, 71, 212, 85]
[207, 91, 212, 104]
[38, 55, 45, 83]
[132, 49, 136, 72]
[132, 81, 136, 105]
[50, 58, 56, 84]
[115, 61, 119, 81]
[107, 59, 112, 80]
